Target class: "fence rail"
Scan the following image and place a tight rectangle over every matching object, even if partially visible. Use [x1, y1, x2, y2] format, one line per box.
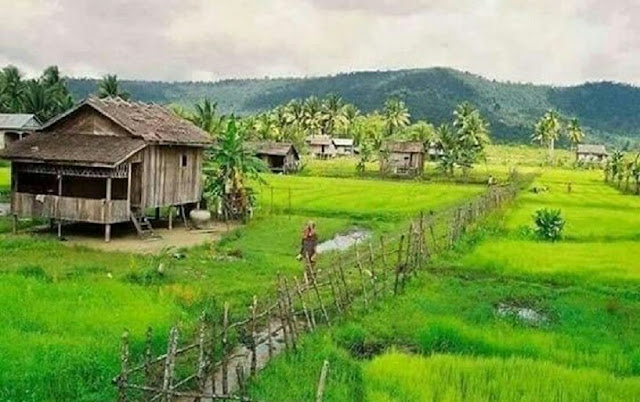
[113, 181, 523, 402]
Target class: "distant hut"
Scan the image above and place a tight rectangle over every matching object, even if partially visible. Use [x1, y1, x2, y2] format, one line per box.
[0, 114, 41, 149]
[0, 97, 212, 241]
[248, 141, 300, 173]
[306, 135, 336, 159]
[576, 144, 608, 163]
[333, 138, 355, 156]
[380, 141, 425, 176]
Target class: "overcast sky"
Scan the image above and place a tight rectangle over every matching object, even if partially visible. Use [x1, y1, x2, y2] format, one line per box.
[0, 0, 638, 85]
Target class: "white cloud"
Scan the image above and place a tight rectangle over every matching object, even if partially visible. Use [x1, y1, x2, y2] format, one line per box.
[0, 0, 638, 84]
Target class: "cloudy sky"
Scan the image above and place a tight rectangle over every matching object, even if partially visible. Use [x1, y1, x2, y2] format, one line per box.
[0, 0, 638, 85]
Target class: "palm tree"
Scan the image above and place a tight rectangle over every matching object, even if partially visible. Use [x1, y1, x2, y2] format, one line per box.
[0, 65, 25, 112]
[532, 110, 561, 162]
[97, 74, 130, 100]
[190, 99, 224, 136]
[303, 96, 325, 136]
[406, 121, 436, 148]
[341, 103, 360, 137]
[205, 117, 266, 219]
[435, 124, 457, 176]
[253, 112, 281, 141]
[21, 80, 56, 122]
[566, 118, 584, 150]
[382, 98, 410, 137]
[322, 94, 347, 136]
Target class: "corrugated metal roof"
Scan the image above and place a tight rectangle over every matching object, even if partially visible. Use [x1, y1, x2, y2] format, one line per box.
[577, 144, 607, 155]
[0, 114, 41, 130]
[333, 138, 354, 147]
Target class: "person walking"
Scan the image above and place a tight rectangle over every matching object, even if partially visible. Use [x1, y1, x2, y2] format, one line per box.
[297, 221, 319, 274]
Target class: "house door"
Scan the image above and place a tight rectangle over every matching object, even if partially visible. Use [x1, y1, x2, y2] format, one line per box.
[130, 163, 142, 208]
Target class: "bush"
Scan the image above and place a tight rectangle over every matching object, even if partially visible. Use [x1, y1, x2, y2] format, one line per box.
[533, 208, 564, 241]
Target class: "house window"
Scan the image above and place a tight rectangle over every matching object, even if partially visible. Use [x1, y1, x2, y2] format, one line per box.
[181, 154, 188, 167]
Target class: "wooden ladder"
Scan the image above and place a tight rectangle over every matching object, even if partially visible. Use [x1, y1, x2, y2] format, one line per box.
[130, 210, 158, 238]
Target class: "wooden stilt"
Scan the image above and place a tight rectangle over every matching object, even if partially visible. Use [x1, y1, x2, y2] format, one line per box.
[168, 206, 173, 230]
[105, 224, 111, 242]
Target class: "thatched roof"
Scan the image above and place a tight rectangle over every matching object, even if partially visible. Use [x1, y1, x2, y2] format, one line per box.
[577, 144, 607, 155]
[384, 141, 424, 153]
[0, 132, 146, 167]
[0, 114, 41, 130]
[247, 141, 299, 158]
[42, 97, 212, 146]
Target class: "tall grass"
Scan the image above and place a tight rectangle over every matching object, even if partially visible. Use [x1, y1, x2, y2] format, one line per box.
[365, 353, 640, 402]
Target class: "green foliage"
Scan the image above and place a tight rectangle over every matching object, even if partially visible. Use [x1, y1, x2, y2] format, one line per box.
[0, 65, 74, 121]
[96, 74, 130, 100]
[533, 208, 565, 241]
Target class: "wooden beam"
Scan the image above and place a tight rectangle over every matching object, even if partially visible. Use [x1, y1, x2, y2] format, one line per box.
[126, 163, 132, 218]
[168, 206, 173, 230]
[57, 174, 62, 239]
[106, 177, 112, 242]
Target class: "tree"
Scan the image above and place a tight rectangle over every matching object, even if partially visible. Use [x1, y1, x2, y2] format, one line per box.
[453, 102, 490, 173]
[322, 94, 347, 136]
[356, 140, 375, 175]
[340, 103, 360, 137]
[97, 74, 130, 100]
[404, 120, 436, 147]
[566, 118, 584, 150]
[21, 80, 56, 122]
[205, 117, 266, 219]
[532, 110, 561, 162]
[609, 150, 624, 188]
[190, 99, 224, 136]
[435, 124, 457, 176]
[533, 209, 565, 242]
[302, 96, 325, 136]
[382, 98, 410, 137]
[0, 65, 25, 112]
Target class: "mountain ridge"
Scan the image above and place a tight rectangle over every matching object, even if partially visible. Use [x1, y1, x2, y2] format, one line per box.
[67, 67, 640, 146]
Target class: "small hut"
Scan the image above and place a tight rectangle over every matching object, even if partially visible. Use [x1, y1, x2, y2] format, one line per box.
[0, 97, 212, 241]
[248, 141, 300, 173]
[333, 138, 355, 156]
[576, 144, 608, 163]
[306, 135, 336, 159]
[380, 141, 425, 176]
[0, 114, 41, 149]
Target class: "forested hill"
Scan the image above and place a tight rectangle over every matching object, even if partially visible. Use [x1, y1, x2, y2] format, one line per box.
[68, 68, 640, 145]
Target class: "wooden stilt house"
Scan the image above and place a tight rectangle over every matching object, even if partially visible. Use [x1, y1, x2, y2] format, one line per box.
[0, 97, 212, 241]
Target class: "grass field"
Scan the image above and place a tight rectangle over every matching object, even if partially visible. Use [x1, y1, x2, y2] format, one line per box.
[0, 172, 482, 401]
[248, 161, 640, 401]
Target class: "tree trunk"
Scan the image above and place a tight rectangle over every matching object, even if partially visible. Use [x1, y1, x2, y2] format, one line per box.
[548, 138, 555, 164]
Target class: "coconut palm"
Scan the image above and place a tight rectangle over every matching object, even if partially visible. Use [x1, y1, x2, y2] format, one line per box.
[532, 110, 562, 162]
[303, 96, 325, 136]
[341, 103, 360, 136]
[566, 118, 584, 150]
[322, 94, 347, 136]
[21, 80, 57, 122]
[0, 65, 25, 112]
[190, 99, 225, 136]
[97, 74, 130, 100]
[609, 150, 624, 188]
[382, 98, 410, 137]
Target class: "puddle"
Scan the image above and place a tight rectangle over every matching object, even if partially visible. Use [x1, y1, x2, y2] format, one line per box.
[496, 303, 547, 325]
[316, 229, 371, 253]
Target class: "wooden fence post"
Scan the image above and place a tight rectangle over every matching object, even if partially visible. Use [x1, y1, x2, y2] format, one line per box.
[161, 327, 178, 402]
[283, 277, 300, 342]
[394, 235, 405, 295]
[316, 360, 330, 402]
[294, 277, 314, 331]
[277, 286, 290, 350]
[196, 315, 207, 398]
[209, 322, 217, 396]
[267, 306, 274, 359]
[368, 243, 378, 300]
[328, 271, 343, 314]
[221, 303, 230, 395]
[250, 296, 258, 376]
[144, 326, 153, 401]
[337, 261, 351, 306]
[117, 330, 129, 402]
[380, 236, 388, 295]
[355, 244, 369, 308]
[308, 259, 330, 325]
[403, 224, 413, 288]
[236, 363, 246, 397]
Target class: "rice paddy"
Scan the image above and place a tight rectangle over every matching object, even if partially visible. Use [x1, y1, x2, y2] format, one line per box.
[0, 168, 481, 401]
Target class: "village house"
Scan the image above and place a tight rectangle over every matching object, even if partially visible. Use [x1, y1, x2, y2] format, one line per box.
[0, 96, 212, 241]
[248, 141, 300, 173]
[332, 138, 355, 156]
[306, 135, 336, 159]
[576, 144, 608, 163]
[0, 113, 41, 149]
[380, 141, 425, 176]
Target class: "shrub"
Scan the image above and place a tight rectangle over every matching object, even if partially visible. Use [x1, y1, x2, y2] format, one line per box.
[533, 208, 564, 241]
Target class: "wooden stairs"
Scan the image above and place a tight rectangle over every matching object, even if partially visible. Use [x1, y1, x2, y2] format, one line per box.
[130, 210, 159, 239]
